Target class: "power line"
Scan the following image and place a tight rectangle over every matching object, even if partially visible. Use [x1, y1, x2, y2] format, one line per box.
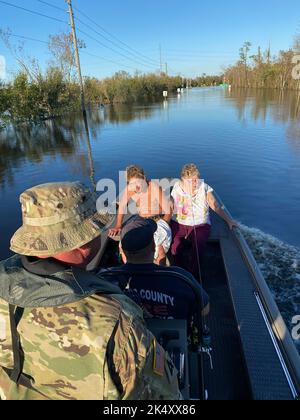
[36, 0, 159, 69]
[9, 33, 48, 45]
[0, 0, 67, 24]
[4, 32, 139, 72]
[73, 5, 158, 66]
[0, 1, 159, 71]
[37, 0, 159, 67]
[0, 1, 157, 71]
[75, 15, 158, 68]
[36, 0, 67, 13]
[76, 27, 157, 70]
[82, 51, 138, 71]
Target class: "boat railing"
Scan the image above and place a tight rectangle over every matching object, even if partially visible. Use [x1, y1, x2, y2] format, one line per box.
[214, 191, 300, 398]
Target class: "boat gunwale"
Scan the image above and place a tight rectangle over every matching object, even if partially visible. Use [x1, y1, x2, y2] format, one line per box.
[214, 194, 300, 399]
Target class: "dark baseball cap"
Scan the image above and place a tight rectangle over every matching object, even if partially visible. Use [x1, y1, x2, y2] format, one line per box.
[121, 216, 157, 252]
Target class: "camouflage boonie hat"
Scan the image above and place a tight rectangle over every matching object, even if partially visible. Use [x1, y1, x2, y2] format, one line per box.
[10, 182, 107, 257]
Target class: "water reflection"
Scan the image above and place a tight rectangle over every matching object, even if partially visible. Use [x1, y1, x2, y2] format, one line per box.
[104, 103, 154, 125]
[0, 103, 157, 188]
[226, 88, 300, 143]
[0, 121, 77, 187]
[286, 123, 300, 153]
[1, 90, 300, 189]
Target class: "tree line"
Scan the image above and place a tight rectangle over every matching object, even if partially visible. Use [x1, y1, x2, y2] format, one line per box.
[4, 29, 300, 128]
[191, 74, 223, 87]
[0, 30, 190, 128]
[224, 36, 300, 90]
[0, 70, 185, 128]
[0, 29, 229, 128]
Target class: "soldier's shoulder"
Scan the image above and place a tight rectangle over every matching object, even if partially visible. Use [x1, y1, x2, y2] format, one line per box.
[85, 291, 144, 322]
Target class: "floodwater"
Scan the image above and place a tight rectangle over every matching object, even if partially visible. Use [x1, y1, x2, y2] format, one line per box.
[0, 87, 299, 344]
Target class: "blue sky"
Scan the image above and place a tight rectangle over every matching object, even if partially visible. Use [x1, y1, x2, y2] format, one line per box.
[0, 0, 299, 80]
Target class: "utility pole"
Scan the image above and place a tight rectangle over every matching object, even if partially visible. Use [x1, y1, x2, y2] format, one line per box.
[165, 62, 168, 76]
[67, 0, 86, 116]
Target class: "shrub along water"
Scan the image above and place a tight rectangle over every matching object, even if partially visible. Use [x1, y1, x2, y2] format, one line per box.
[0, 68, 80, 127]
[84, 72, 183, 104]
[0, 70, 184, 128]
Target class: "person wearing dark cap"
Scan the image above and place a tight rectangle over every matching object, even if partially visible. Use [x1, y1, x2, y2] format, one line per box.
[100, 216, 210, 322]
[120, 215, 159, 264]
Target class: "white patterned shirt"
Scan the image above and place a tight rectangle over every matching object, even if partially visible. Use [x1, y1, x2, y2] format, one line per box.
[171, 181, 213, 226]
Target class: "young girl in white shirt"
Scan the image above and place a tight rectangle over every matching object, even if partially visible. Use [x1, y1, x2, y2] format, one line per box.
[171, 164, 237, 278]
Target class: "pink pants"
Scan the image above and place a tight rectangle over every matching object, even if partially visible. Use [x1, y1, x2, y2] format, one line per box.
[171, 221, 211, 278]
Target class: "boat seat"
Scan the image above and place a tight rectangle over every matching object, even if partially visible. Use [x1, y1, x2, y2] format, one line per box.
[99, 266, 207, 324]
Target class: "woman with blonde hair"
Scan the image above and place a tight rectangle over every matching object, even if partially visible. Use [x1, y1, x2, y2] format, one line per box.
[171, 163, 238, 278]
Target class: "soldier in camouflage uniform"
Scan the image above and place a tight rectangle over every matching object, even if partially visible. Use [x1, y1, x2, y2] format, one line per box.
[0, 182, 181, 400]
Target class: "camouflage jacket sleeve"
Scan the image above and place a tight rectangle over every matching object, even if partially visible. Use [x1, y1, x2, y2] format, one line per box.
[111, 308, 182, 400]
